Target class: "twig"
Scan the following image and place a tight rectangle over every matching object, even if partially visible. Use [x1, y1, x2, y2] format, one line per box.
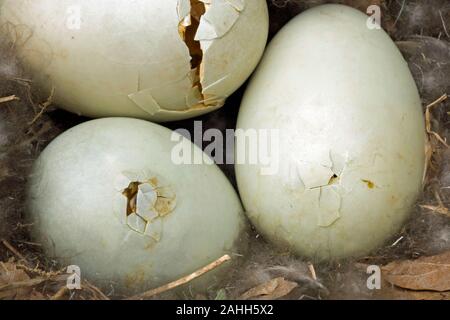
[434, 189, 445, 208]
[439, 10, 450, 39]
[394, 0, 406, 26]
[307, 263, 317, 281]
[127, 255, 231, 300]
[12, 77, 32, 83]
[1, 239, 32, 268]
[424, 139, 433, 184]
[420, 204, 450, 217]
[391, 236, 404, 247]
[28, 87, 55, 126]
[425, 94, 449, 148]
[16, 263, 64, 278]
[0, 275, 68, 292]
[0, 95, 19, 104]
[17, 241, 42, 247]
[83, 280, 110, 300]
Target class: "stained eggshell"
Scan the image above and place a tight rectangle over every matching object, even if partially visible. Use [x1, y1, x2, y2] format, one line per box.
[236, 5, 426, 260]
[0, 0, 268, 122]
[27, 118, 246, 294]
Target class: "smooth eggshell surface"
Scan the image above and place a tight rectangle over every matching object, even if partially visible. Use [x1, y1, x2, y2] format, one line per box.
[27, 118, 246, 294]
[0, 0, 268, 122]
[236, 4, 426, 260]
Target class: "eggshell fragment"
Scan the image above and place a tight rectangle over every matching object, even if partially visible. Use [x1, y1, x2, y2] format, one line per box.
[236, 5, 426, 260]
[0, 0, 269, 122]
[27, 118, 246, 294]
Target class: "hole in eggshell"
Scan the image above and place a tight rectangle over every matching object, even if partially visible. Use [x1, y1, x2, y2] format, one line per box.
[122, 181, 141, 216]
[310, 173, 341, 190]
[122, 179, 177, 236]
[327, 174, 340, 186]
[179, 0, 206, 99]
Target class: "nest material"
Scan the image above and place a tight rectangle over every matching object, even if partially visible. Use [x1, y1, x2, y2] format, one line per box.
[0, 0, 449, 300]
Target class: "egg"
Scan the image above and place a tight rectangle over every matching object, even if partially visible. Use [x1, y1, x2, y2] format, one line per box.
[0, 0, 268, 122]
[235, 5, 426, 260]
[27, 118, 246, 294]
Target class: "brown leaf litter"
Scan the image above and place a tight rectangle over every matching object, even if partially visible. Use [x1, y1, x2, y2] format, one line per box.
[382, 251, 450, 292]
[239, 277, 298, 300]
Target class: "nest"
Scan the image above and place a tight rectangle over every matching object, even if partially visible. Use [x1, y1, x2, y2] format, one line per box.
[0, 0, 449, 300]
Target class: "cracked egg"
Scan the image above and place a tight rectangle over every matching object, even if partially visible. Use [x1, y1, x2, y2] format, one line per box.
[26, 118, 246, 294]
[0, 0, 269, 122]
[236, 5, 426, 260]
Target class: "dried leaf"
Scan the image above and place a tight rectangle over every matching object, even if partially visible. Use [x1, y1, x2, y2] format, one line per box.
[382, 251, 450, 292]
[400, 291, 450, 300]
[376, 281, 450, 300]
[0, 262, 32, 299]
[239, 277, 298, 300]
